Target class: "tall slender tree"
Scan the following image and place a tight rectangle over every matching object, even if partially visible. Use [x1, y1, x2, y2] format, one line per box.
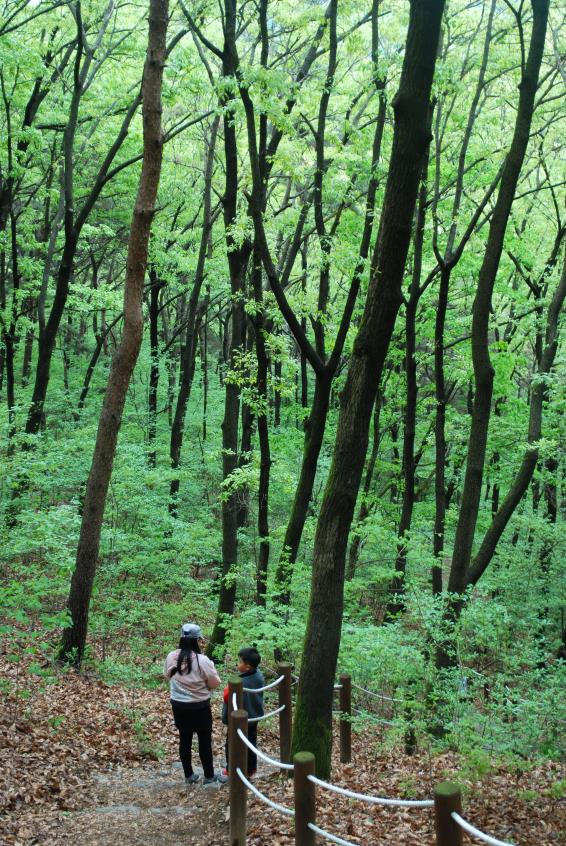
[444, 0, 550, 620]
[59, 0, 169, 665]
[291, 0, 446, 776]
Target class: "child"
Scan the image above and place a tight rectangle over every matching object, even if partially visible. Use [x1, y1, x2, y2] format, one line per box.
[222, 646, 264, 777]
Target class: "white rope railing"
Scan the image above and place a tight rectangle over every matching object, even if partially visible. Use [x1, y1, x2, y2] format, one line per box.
[236, 728, 294, 771]
[307, 774, 434, 808]
[235, 767, 294, 817]
[369, 716, 396, 726]
[248, 703, 286, 723]
[243, 675, 284, 693]
[232, 692, 238, 710]
[451, 812, 515, 846]
[351, 681, 401, 703]
[308, 821, 364, 846]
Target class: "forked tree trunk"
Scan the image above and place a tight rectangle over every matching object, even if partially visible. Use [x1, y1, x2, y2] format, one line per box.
[435, 0, 550, 670]
[59, 0, 168, 665]
[447, 0, 550, 598]
[291, 0, 445, 777]
[432, 0, 496, 594]
[466, 250, 565, 588]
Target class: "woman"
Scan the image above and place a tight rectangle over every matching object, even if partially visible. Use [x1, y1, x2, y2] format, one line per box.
[165, 622, 227, 785]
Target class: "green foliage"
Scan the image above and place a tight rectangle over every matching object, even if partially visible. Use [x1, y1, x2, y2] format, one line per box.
[0, 0, 564, 782]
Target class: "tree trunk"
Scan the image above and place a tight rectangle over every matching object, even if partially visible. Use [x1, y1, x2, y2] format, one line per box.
[147, 268, 165, 466]
[273, 375, 331, 603]
[448, 0, 549, 598]
[74, 314, 122, 420]
[21, 319, 34, 386]
[347, 389, 383, 580]
[431, 0, 496, 594]
[292, 0, 445, 777]
[386, 139, 430, 619]
[209, 0, 252, 650]
[59, 0, 168, 665]
[24, 9, 145, 439]
[466, 249, 565, 588]
[200, 292, 209, 440]
[169, 117, 218, 510]
[432, 264, 450, 594]
[251, 248, 271, 606]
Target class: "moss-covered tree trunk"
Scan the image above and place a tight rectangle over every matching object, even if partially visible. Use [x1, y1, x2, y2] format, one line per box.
[291, 0, 445, 777]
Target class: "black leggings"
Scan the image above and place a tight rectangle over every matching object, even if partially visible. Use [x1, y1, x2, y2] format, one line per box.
[171, 700, 214, 779]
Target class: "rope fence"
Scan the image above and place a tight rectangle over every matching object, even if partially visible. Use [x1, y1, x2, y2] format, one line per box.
[307, 821, 365, 846]
[244, 674, 285, 693]
[308, 773, 434, 807]
[451, 812, 515, 846]
[236, 727, 294, 771]
[351, 680, 402, 703]
[235, 767, 294, 817]
[248, 703, 286, 723]
[225, 666, 523, 846]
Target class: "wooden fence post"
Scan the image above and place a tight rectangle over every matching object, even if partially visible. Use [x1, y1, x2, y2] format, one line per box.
[339, 673, 352, 764]
[228, 675, 244, 718]
[277, 662, 292, 766]
[434, 782, 463, 846]
[294, 751, 315, 846]
[229, 709, 248, 846]
[227, 676, 243, 774]
[404, 676, 416, 755]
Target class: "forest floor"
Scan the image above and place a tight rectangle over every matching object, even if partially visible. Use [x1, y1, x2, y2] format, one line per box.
[1, 652, 565, 846]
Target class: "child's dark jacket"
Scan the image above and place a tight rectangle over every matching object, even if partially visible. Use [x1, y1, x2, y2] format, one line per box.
[222, 668, 265, 724]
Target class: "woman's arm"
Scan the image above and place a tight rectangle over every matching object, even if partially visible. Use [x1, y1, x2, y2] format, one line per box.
[203, 657, 221, 690]
[164, 650, 179, 678]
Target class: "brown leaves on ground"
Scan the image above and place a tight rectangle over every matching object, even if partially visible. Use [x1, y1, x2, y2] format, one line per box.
[246, 729, 566, 846]
[1, 652, 565, 846]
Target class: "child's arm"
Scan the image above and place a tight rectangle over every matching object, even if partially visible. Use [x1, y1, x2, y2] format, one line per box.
[221, 686, 229, 725]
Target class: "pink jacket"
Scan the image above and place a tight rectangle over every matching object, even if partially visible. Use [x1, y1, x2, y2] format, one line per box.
[165, 649, 221, 703]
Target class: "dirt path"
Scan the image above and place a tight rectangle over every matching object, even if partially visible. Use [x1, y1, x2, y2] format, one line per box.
[34, 763, 230, 846]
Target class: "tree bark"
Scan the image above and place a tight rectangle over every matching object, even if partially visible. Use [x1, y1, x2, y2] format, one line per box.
[209, 0, 252, 650]
[74, 313, 122, 420]
[292, 0, 445, 777]
[25, 6, 147, 438]
[385, 136, 431, 619]
[266, 0, 387, 605]
[466, 249, 565, 587]
[431, 0, 496, 594]
[347, 389, 383, 580]
[251, 246, 272, 606]
[448, 0, 550, 597]
[59, 0, 168, 665]
[147, 268, 165, 466]
[169, 117, 219, 509]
